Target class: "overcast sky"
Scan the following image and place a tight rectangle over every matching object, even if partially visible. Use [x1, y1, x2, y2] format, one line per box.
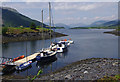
[1, 2, 118, 25]
[1, 0, 120, 2]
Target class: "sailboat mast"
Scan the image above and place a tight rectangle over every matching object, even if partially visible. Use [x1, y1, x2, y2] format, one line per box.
[26, 41, 27, 62]
[42, 10, 44, 39]
[49, 2, 52, 43]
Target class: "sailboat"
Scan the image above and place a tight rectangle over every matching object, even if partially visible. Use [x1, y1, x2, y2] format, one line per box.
[15, 41, 33, 71]
[48, 4, 68, 53]
[36, 2, 57, 62]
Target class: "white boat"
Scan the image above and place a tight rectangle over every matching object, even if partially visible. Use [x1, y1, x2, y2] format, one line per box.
[36, 50, 57, 62]
[68, 40, 74, 44]
[50, 42, 67, 53]
[58, 40, 70, 47]
[59, 39, 74, 45]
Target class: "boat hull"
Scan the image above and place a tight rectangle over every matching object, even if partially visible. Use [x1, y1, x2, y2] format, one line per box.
[36, 52, 56, 62]
[57, 46, 67, 53]
[2, 65, 16, 74]
[37, 56, 57, 66]
[16, 60, 32, 71]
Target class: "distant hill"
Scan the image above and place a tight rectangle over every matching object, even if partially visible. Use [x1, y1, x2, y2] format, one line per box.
[69, 23, 87, 27]
[70, 20, 119, 29]
[55, 23, 70, 29]
[69, 20, 116, 28]
[89, 20, 119, 27]
[101, 20, 118, 27]
[54, 23, 87, 28]
[1, 7, 46, 27]
[89, 20, 109, 27]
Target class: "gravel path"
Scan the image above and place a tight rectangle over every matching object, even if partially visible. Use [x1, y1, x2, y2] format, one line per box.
[38, 58, 119, 80]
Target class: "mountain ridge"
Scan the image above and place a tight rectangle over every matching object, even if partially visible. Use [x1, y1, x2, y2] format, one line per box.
[1, 7, 46, 27]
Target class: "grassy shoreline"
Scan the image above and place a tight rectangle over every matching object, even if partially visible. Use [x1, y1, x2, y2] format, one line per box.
[2, 32, 67, 43]
[2, 27, 67, 43]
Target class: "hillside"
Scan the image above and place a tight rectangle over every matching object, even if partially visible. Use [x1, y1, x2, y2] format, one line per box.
[70, 20, 119, 29]
[1, 7, 46, 27]
[90, 20, 119, 27]
[69, 23, 87, 27]
[102, 20, 119, 27]
[89, 20, 108, 27]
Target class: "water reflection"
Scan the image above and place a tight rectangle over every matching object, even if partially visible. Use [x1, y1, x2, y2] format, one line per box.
[56, 50, 68, 59]
[36, 56, 57, 70]
[2, 29, 118, 76]
[16, 65, 32, 74]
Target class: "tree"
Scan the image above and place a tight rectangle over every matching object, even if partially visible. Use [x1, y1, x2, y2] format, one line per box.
[30, 22, 36, 30]
[2, 27, 8, 35]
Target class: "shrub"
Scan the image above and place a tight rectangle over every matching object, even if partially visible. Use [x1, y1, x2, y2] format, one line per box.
[2, 27, 8, 35]
[30, 22, 36, 30]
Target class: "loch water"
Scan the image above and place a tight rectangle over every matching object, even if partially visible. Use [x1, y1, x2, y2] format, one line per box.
[2, 29, 118, 76]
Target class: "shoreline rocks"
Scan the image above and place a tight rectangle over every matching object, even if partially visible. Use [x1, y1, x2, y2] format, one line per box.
[37, 58, 119, 80]
[104, 30, 120, 36]
[2, 58, 119, 81]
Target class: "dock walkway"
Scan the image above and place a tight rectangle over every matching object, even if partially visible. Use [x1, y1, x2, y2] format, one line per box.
[13, 52, 39, 66]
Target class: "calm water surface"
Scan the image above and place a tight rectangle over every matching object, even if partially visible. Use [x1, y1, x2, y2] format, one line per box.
[2, 29, 118, 76]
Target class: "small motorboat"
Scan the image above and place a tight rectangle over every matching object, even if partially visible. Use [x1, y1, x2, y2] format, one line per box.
[68, 39, 74, 44]
[58, 40, 70, 47]
[59, 39, 74, 45]
[15, 60, 32, 71]
[1, 55, 25, 65]
[12, 55, 25, 62]
[68, 40, 74, 44]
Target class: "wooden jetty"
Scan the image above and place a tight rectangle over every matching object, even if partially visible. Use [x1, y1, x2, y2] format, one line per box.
[13, 52, 39, 66]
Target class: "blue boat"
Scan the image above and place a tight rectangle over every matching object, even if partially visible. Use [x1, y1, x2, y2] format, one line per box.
[15, 60, 32, 71]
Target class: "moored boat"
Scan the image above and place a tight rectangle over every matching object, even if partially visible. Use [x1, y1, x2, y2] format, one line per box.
[59, 39, 74, 44]
[68, 39, 74, 44]
[12, 55, 25, 62]
[1, 55, 25, 65]
[36, 50, 57, 62]
[15, 60, 32, 71]
[58, 40, 70, 47]
[50, 42, 67, 53]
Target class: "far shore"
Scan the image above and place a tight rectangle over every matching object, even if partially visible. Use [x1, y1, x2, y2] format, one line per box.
[2, 32, 67, 43]
[104, 30, 120, 36]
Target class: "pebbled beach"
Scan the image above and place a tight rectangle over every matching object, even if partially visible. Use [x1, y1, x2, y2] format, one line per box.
[1, 58, 119, 81]
[37, 58, 119, 80]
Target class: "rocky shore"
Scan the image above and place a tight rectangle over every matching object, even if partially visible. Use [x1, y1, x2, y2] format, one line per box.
[2, 32, 67, 43]
[2, 58, 119, 81]
[37, 58, 119, 80]
[104, 30, 120, 36]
